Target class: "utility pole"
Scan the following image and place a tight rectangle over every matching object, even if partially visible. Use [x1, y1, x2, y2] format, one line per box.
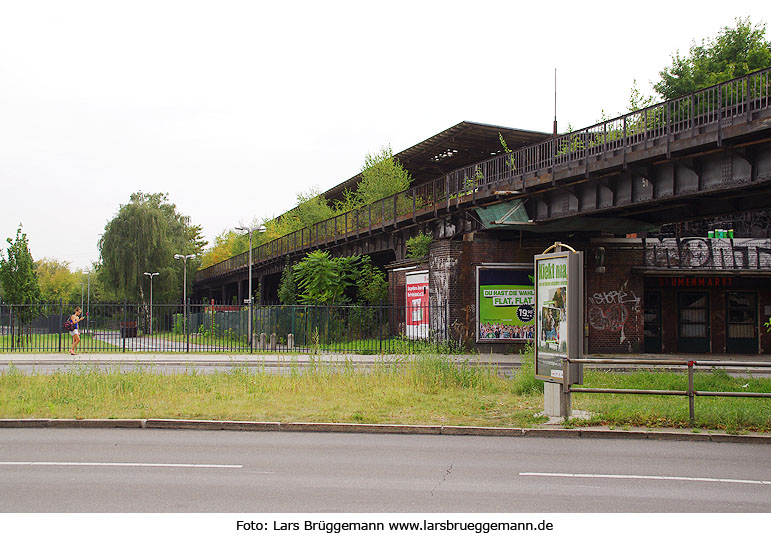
[235, 224, 266, 347]
[143, 272, 159, 334]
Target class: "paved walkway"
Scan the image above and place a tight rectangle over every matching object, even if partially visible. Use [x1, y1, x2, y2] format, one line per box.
[0, 351, 769, 376]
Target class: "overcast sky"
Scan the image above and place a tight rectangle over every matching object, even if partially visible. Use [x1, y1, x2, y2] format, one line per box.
[0, 1, 767, 270]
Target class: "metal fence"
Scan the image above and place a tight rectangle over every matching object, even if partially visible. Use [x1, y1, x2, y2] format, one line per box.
[565, 358, 771, 424]
[197, 66, 771, 283]
[0, 301, 449, 354]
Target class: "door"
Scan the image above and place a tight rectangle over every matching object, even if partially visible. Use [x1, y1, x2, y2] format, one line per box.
[726, 292, 758, 354]
[678, 292, 709, 353]
[644, 290, 662, 353]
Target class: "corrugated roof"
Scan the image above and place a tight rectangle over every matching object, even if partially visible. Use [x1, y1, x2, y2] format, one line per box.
[322, 120, 550, 202]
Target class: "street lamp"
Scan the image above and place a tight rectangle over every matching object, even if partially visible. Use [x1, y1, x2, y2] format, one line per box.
[235, 224, 266, 347]
[174, 254, 195, 344]
[143, 272, 159, 334]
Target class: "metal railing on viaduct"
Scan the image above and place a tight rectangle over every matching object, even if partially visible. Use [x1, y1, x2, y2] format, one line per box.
[197, 67, 771, 284]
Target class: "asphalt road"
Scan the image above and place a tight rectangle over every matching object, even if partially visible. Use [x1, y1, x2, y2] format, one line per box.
[0, 428, 769, 513]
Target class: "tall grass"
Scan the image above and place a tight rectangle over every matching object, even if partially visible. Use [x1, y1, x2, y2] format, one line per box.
[0, 354, 543, 427]
[2, 355, 768, 432]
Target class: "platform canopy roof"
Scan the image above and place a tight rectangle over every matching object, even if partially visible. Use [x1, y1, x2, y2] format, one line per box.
[322, 120, 551, 202]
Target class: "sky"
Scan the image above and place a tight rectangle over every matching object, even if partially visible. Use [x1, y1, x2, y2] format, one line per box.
[0, 0, 768, 271]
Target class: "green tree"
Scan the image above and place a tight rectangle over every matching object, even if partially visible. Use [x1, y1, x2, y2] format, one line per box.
[0, 226, 40, 305]
[98, 192, 205, 303]
[0, 226, 41, 348]
[356, 145, 414, 205]
[277, 258, 297, 305]
[654, 17, 771, 100]
[200, 229, 249, 268]
[356, 256, 388, 305]
[35, 258, 79, 303]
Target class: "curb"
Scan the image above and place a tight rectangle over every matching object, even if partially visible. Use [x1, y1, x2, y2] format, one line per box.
[0, 418, 769, 443]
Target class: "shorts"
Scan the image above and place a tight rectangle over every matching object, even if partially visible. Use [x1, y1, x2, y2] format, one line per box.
[70, 329, 79, 337]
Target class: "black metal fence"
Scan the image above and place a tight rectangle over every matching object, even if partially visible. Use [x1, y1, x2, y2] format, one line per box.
[0, 301, 449, 354]
[197, 67, 771, 283]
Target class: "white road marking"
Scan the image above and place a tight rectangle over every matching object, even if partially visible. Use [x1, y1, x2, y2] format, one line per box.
[520, 472, 771, 485]
[0, 461, 243, 469]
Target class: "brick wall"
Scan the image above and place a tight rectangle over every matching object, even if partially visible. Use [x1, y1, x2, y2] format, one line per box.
[585, 242, 645, 354]
[430, 232, 542, 351]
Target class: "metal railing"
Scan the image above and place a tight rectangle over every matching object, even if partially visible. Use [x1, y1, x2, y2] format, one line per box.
[0, 301, 449, 354]
[197, 67, 771, 282]
[565, 357, 771, 424]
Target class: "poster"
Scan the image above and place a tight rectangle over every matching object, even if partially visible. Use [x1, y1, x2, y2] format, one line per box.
[535, 254, 569, 381]
[477, 266, 535, 342]
[405, 271, 429, 339]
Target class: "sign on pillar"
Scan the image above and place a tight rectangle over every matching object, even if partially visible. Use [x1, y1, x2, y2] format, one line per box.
[534, 243, 584, 417]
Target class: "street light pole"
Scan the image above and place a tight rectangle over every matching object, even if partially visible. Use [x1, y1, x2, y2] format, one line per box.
[235, 225, 266, 348]
[143, 272, 159, 334]
[86, 273, 90, 334]
[174, 254, 195, 347]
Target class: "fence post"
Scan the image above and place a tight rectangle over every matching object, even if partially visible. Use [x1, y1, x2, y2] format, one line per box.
[375, 305, 380, 353]
[688, 360, 695, 425]
[561, 358, 572, 418]
[186, 297, 190, 353]
[58, 298, 63, 353]
[122, 299, 127, 353]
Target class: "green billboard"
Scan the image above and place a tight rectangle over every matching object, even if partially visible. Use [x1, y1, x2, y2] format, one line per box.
[477, 265, 534, 342]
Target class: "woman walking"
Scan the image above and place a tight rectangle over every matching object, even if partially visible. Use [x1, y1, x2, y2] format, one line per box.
[68, 307, 86, 355]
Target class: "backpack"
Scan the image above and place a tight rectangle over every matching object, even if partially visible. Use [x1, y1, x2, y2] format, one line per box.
[63, 318, 75, 332]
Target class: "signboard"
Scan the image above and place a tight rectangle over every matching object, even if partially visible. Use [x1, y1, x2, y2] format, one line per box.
[476, 265, 534, 342]
[535, 249, 583, 383]
[405, 271, 429, 339]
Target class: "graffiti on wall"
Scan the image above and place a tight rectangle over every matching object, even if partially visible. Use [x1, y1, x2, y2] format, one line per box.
[588, 279, 641, 348]
[645, 238, 771, 270]
[428, 254, 457, 341]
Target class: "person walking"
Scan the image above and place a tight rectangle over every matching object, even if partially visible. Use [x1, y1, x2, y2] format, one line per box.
[68, 307, 86, 355]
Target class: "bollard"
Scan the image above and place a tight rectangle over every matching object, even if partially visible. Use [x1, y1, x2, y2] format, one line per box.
[259, 333, 266, 350]
[270, 333, 277, 351]
[287, 333, 294, 349]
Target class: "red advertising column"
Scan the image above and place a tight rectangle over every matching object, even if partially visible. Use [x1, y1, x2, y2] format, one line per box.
[406, 271, 429, 339]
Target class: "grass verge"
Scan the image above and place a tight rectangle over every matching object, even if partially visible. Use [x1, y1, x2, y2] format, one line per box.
[0, 354, 768, 433]
[0, 355, 547, 428]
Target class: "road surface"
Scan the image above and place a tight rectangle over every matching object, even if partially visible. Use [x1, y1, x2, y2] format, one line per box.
[0, 428, 768, 512]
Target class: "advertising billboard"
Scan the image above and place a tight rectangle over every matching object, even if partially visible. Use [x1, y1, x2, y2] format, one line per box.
[405, 271, 429, 339]
[476, 265, 534, 342]
[534, 249, 583, 383]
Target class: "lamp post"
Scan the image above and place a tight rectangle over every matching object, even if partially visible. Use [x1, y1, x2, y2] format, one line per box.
[174, 254, 195, 344]
[86, 272, 90, 334]
[79, 283, 84, 309]
[235, 225, 266, 347]
[143, 272, 159, 334]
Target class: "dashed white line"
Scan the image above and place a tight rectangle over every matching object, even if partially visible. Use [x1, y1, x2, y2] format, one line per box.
[0, 461, 243, 469]
[520, 472, 771, 485]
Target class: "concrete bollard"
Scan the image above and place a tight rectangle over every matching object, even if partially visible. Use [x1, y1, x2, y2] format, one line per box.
[287, 333, 294, 349]
[270, 333, 277, 350]
[259, 333, 266, 350]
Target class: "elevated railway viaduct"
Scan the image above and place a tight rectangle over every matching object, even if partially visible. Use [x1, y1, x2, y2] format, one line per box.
[195, 68, 771, 355]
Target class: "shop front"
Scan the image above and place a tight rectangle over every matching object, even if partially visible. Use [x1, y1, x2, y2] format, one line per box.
[643, 275, 770, 355]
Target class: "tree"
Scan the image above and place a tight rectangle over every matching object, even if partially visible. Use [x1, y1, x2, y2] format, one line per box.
[35, 258, 79, 303]
[98, 192, 205, 303]
[0, 226, 41, 348]
[0, 226, 40, 305]
[356, 145, 414, 205]
[200, 229, 249, 268]
[654, 18, 771, 100]
[277, 258, 297, 305]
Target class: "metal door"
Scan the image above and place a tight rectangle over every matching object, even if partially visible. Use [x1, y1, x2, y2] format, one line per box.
[644, 290, 662, 353]
[726, 292, 758, 354]
[678, 292, 710, 353]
